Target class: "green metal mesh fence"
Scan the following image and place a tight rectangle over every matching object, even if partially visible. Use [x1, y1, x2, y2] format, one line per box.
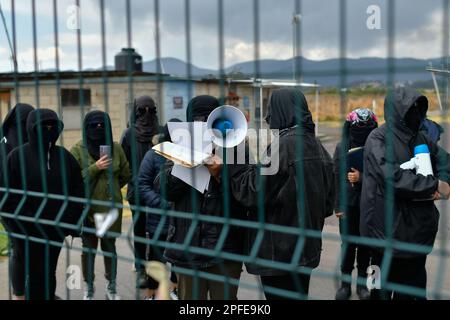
[0, 0, 449, 301]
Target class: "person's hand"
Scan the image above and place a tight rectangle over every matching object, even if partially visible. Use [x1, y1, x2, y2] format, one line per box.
[335, 212, 344, 218]
[437, 180, 450, 200]
[348, 168, 360, 185]
[96, 155, 112, 170]
[204, 154, 223, 181]
[433, 191, 442, 201]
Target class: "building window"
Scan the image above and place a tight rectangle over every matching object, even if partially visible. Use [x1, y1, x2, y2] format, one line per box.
[61, 89, 91, 107]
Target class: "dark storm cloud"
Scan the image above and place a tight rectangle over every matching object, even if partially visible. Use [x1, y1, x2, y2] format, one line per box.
[90, 0, 443, 59]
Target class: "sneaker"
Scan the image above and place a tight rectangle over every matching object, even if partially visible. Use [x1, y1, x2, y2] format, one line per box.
[83, 283, 95, 301]
[106, 281, 121, 300]
[335, 285, 351, 300]
[357, 285, 370, 300]
[145, 295, 156, 300]
[169, 289, 179, 300]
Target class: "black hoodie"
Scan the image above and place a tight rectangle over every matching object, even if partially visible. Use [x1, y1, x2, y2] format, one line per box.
[265, 88, 315, 133]
[360, 87, 450, 258]
[84, 110, 114, 160]
[229, 89, 335, 275]
[2, 109, 84, 239]
[1, 103, 34, 207]
[1, 103, 34, 151]
[121, 97, 159, 204]
[155, 95, 249, 269]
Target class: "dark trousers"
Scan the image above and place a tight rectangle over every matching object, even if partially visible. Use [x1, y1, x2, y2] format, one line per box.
[10, 245, 25, 296]
[11, 237, 62, 300]
[177, 261, 242, 300]
[146, 231, 178, 290]
[2, 221, 25, 296]
[370, 250, 427, 300]
[132, 208, 147, 272]
[81, 233, 117, 284]
[260, 273, 311, 300]
[339, 206, 371, 284]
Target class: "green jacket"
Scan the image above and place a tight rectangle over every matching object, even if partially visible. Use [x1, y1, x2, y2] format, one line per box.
[70, 141, 131, 235]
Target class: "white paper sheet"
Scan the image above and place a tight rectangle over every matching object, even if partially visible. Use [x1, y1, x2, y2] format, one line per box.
[167, 121, 212, 193]
[172, 164, 211, 193]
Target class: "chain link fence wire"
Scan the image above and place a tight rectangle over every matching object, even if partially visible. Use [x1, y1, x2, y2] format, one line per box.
[0, 0, 449, 300]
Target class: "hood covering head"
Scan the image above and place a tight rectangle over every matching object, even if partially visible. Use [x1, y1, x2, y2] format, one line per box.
[83, 110, 113, 160]
[344, 108, 378, 148]
[384, 87, 428, 135]
[1, 103, 34, 148]
[26, 108, 64, 149]
[131, 95, 158, 143]
[152, 118, 182, 145]
[186, 95, 219, 122]
[265, 88, 315, 132]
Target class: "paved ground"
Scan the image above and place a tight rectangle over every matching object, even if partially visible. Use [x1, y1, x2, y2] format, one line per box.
[1, 121, 449, 300]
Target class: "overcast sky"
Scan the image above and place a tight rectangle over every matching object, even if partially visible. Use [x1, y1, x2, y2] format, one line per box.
[0, 0, 447, 72]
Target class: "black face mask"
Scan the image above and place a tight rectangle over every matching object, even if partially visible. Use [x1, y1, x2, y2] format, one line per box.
[86, 121, 106, 142]
[349, 122, 377, 147]
[37, 121, 60, 145]
[404, 106, 423, 133]
[136, 106, 155, 119]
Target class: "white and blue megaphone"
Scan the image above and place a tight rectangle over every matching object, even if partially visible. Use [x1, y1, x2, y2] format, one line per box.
[400, 144, 434, 177]
[206, 105, 248, 148]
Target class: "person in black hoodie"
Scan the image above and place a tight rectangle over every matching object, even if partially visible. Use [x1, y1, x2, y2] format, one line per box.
[0, 103, 34, 300]
[138, 119, 181, 300]
[120, 95, 159, 287]
[222, 88, 335, 300]
[2, 108, 84, 300]
[361, 87, 450, 300]
[333, 108, 378, 300]
[155, 95, 246, 300]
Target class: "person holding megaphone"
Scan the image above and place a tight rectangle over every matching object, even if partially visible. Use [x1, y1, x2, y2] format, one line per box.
[154, 95, 248, 300]
[361, 87, 450, 300]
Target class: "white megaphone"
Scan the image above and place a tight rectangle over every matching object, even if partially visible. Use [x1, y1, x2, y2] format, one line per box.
[400, 144, 434, 177]
[206, 105, 248, 148]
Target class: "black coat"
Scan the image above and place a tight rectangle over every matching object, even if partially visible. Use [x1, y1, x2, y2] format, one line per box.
[0, 104, 34, 187]
[121, 127, 155, 204]
[229, 89, 335, 276]
[333, 143, 364, 211]
[1, 109, 84, 240]
[121, 97, 159, 205]
[138, 148, 170, 234]
[360, 88, 450, 258]
[155, 160, 247, 269]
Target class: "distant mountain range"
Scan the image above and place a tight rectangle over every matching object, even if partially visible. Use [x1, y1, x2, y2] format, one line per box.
[143, 56, 447, 87]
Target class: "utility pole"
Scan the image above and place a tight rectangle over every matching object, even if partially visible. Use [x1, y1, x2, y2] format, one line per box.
[0, 2, 17, 71]
[292, 13, 301, 81]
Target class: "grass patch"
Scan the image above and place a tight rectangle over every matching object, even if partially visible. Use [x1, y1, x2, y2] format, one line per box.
[0, 222, 9, 256]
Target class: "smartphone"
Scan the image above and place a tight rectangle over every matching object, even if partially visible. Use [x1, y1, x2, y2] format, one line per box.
[99, 145, 112, 159]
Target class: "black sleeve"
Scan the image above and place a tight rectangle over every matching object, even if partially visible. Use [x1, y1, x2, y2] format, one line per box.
[366, 134, 438, 199]
[120, 129, 131, 163]
[1, 150, 24, 235]
[427, 136, 450, 184]
[154, 161, 190, 202]
[323, 144, 335, 218]
[333, 144, 343, 213]
[229, 140, 288, 209]
[63, 151, 85, 237]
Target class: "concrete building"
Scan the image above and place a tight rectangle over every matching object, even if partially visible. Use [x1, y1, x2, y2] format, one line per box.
[0, 70, 319, 149]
